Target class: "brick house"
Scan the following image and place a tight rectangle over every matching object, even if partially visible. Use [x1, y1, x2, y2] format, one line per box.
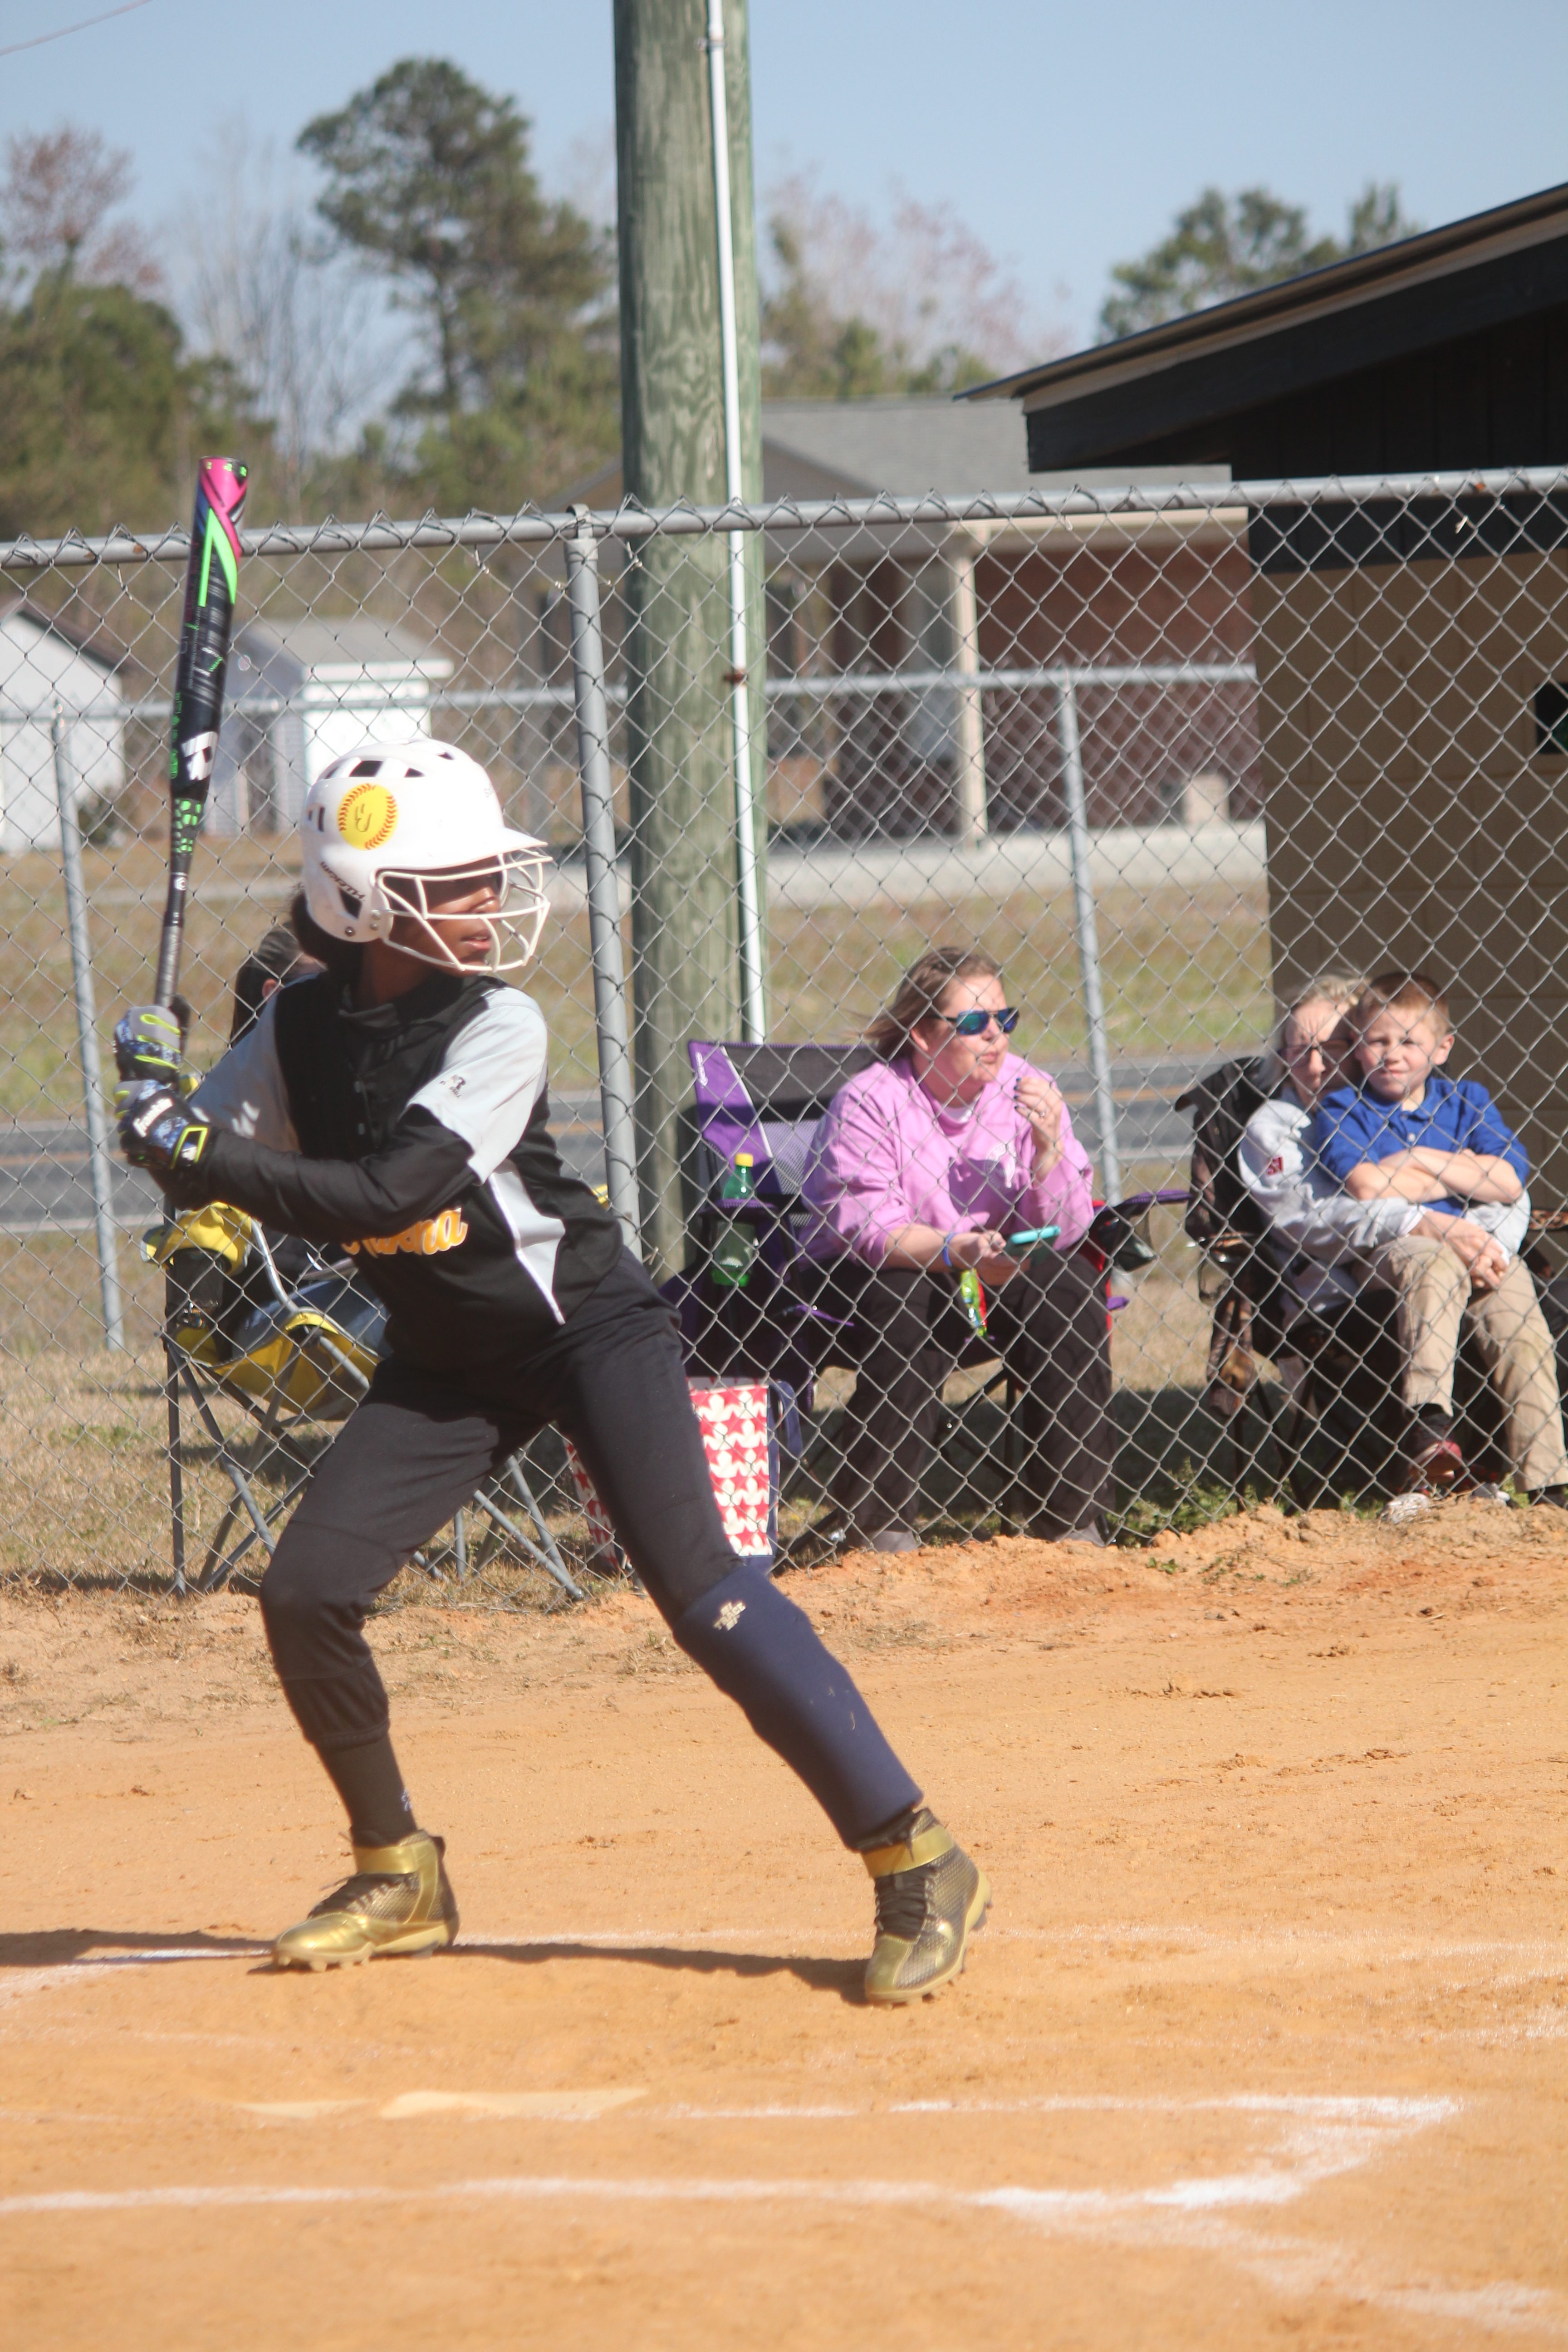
[545, 401, 1257, 841]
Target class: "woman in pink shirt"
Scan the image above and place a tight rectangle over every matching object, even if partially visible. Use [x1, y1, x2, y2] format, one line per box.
[799, 947, 1112, 1550]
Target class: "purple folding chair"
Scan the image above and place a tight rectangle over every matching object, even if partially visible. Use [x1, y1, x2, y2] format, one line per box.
[664, 1041, 877, 1441]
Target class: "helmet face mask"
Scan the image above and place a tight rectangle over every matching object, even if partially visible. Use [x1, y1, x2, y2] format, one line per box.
[377, 852, 551, 975]
[299, 736, 551, 974]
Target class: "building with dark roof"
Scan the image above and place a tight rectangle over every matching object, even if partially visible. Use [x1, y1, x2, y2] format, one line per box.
[970, 180, 1568, 478]
[968, 183, 1568, 1192]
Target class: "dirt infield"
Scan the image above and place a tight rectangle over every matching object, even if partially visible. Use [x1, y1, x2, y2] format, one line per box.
[2, 1498, 1566, 2349]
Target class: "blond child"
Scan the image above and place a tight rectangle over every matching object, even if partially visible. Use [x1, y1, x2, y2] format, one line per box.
[1313, 970, 1568, 1497]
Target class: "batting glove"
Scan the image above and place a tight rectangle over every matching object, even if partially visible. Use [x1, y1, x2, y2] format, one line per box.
[117, 1081, 211, 1174]
[114, 1004, 187, 1088]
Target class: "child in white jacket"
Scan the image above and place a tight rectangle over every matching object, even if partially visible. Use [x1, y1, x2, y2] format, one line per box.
[1238, 977, 1528, 1328]
[1236, 975, 1558, 1496]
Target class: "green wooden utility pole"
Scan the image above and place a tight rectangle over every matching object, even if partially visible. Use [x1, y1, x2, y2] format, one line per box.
[614, 0, 766, 1276]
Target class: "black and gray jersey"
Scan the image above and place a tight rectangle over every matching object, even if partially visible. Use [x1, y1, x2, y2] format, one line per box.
[186, 968, 622, 1368]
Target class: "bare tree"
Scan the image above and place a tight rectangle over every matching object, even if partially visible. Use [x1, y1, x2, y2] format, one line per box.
[180, 126, 398, 508]
[554, 124, 616, 240]
[763, 172, 1065, 396]
[1, 124, 161, 290]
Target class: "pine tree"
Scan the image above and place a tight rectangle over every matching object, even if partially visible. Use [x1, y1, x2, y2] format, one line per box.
[1099, 182, 1423, 342]
[299, 59, 617, 507]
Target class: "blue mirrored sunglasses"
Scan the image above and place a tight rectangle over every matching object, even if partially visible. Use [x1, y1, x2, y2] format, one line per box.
[936, 1006, 1021, 1037]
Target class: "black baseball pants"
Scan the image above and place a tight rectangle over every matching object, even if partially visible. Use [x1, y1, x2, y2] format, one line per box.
[258, 1252, 921, 1846]
[798, 1248, 1114, 1538]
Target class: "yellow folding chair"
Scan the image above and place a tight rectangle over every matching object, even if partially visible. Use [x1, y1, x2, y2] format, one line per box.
[146, 1207, 579, 1598]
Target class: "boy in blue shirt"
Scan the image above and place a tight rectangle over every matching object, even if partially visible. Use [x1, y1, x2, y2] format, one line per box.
[1314, 970, 1567, 1498]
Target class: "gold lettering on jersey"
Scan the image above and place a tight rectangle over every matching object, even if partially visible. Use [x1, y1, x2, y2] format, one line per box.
[346, 1207, 469, 1258]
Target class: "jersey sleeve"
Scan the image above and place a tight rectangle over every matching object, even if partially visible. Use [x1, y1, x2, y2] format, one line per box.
[189, 993, 299, 1151]
[1472, 1191, 1531, 1255]
[1237, 1100, 1308, 1214]
[1240, 1098, 1419, 1261]
[176, 1110, 474, 1247]
[406, 986, 549, 1183]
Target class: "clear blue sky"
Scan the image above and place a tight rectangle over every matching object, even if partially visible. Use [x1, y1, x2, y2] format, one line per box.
[2, 0, 1566, 351]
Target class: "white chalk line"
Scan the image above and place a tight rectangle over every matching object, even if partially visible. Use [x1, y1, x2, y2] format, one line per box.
[0, 2172, 1384, 2222]
[1, 1922, 1558, 2059]
[64, 1948, 267, 1965]
[241, 2089, 646, 2124]
[0, 1924, 1558, 1970]
[461, 1926, 1568, 1972]
[233, 2091, 1453, 2128]
[659, 2094, 1456, 2124]
[0, 2108, 1558, 2338]
[0, 2092, 1558, 2332]
[0, 2094, 1450, 2219]
[0, 2089, 1452, 2149]
[0, 1951, 263, 2012]
[1095, 2209, 1565, 2339]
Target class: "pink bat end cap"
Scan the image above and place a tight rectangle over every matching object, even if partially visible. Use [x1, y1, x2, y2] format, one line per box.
[198, 456, 247, 558]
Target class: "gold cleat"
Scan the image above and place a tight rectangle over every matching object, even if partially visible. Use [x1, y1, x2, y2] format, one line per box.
[862, 1811, 989, 2005]
[272, 1830, 459, 1972]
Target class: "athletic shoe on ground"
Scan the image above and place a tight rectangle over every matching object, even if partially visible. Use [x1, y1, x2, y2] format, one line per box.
[272, 1830, 459, 1971]
[1024, 1516, 1103, 1546]
[1530, 1485, 1568, 1508]
[861, 1810, 990, 2004]
[1402, 1437, 1468, 1495]
[857, 1525, 920, 1553]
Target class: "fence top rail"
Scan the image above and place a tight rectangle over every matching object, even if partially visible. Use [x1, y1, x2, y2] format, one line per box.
[5, 465, 1568, 573]
[0, 659, 1259, 731]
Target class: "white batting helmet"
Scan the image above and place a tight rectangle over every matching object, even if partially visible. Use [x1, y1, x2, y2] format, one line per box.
[299, 738, 551, 974]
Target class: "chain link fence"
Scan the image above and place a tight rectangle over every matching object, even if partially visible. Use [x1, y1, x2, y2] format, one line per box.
[4, 465, 1568, 1596]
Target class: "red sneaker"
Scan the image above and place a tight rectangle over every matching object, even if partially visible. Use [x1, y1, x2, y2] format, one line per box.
[1403, 1437, 1468, 1494]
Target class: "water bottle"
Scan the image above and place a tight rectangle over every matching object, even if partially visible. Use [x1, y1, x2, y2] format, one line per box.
[711, 1153, 758, 1289]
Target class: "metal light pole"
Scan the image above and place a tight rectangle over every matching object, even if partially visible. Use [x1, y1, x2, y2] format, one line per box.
[1055, 677, 1122, 1206]
[52, 706, 124, 1349]
[704, 0, 764, 1042]
[564, 515, 642, 1254]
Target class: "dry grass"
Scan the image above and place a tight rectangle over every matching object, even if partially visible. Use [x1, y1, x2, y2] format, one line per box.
[1112, 1269, 1210, 1395]
[0, 1341, 601, 1602]
[0, 834, 1254, 1593]
[0, 1207, 1228, 1595]
[0, 836, 1269, 1118]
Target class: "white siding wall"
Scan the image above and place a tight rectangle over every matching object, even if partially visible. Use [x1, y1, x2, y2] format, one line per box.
[0, 616, 125, 852]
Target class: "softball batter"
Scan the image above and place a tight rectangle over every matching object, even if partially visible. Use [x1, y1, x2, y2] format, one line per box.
[116, 738, 987, 2004]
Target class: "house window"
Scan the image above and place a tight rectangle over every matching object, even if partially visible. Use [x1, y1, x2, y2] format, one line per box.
[1534, 680, 1568, 755]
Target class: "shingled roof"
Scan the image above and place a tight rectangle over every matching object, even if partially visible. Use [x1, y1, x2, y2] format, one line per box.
[964, 179, 1568, 476]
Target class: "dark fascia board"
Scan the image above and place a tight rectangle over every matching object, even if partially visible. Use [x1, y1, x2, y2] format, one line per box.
[966, 177, 1568, 413]
[1019, 233, 1568, 470]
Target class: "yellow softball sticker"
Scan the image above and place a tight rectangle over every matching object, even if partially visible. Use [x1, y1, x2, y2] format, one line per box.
[338, 781, 398, 850]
